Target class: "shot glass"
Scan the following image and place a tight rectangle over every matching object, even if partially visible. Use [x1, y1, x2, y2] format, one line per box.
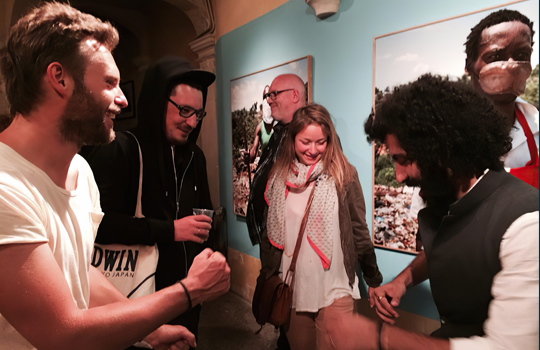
[193, 208, 214, 220]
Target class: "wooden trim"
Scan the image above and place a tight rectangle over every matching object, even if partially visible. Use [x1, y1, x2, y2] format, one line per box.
[307, 55, 313, 103]
[231, 55, 313, 82]
[374, 0, 526, 40]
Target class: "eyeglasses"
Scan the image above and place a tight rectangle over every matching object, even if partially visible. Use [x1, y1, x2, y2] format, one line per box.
[263, 89, 295, 100]
[168, 98, 206, 123]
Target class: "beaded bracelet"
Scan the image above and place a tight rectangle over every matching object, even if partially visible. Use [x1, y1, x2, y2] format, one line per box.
[178, 280, 192, 310]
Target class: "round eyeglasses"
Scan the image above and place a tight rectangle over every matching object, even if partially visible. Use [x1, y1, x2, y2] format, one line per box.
[263, 89, 295, 101]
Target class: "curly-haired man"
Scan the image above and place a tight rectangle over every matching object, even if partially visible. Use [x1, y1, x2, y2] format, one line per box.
[325, 74, 538, 350]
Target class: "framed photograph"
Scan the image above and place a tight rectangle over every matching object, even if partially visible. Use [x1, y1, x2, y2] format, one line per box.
[230, 56, 313, 216]
[118, 81, 136, 120]
[371, 0, 538, 254]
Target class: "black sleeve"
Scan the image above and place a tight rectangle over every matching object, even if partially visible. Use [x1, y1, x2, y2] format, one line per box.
[82, 133, 174, 245]
[196, 148, 213, 251]
[197, 149, 213, 211]
[348, 171, 383, 287]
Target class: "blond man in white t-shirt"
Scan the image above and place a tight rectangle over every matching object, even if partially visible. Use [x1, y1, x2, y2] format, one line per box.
[0, 3, 230, 350]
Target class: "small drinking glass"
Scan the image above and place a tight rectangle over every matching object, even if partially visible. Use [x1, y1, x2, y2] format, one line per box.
[193, 208, 214, 220]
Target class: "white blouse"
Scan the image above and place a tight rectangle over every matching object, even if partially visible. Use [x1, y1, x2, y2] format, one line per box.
[280, 182, 360, 312]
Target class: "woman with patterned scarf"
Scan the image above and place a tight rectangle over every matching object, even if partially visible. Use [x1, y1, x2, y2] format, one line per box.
[261, 103, 383, 350]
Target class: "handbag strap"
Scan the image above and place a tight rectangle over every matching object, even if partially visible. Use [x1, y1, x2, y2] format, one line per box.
[288, 180, 317, 274]
[515, 106, 539, 166]
[125, 131, 145, 218]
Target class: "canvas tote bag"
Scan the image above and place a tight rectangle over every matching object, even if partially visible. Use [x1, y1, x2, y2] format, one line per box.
[92, 132, 159, 299]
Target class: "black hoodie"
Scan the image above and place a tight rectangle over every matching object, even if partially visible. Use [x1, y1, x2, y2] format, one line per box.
[82, 56, 215, 339]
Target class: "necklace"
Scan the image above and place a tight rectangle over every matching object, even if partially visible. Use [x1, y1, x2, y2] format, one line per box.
[284, 247, 294, 258]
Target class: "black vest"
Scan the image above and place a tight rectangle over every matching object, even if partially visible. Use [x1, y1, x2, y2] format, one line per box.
[419, 170, 538, 339]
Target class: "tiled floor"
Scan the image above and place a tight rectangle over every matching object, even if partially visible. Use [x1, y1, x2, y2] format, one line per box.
[198, 292, 279, 350]
[198, 288, 440, 349]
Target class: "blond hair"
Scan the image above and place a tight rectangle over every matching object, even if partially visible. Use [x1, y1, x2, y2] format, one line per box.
[270, 103, 353, 192]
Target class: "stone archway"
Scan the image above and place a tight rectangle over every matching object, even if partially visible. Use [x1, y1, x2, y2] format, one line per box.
[1, 0, 220, 205]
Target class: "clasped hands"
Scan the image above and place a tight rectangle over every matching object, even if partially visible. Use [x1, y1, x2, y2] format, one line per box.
[369, 279, 407, 324]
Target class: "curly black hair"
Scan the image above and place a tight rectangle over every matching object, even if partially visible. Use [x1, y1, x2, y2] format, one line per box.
[364, 74, 512, 181]
[465, 9, 534, 73]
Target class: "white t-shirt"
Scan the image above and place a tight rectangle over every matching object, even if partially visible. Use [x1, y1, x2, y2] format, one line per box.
[280, 183, 360, 313]
[0, 142, 103, 350]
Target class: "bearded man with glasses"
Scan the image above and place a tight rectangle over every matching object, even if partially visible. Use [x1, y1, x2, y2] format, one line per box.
[247, 74, 307, 246]
[247, 73, 307, 350]
[81, 56, 216, 348]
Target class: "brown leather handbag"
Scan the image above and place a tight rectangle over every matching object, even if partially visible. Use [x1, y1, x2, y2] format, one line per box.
[253, 182, 317, 331]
